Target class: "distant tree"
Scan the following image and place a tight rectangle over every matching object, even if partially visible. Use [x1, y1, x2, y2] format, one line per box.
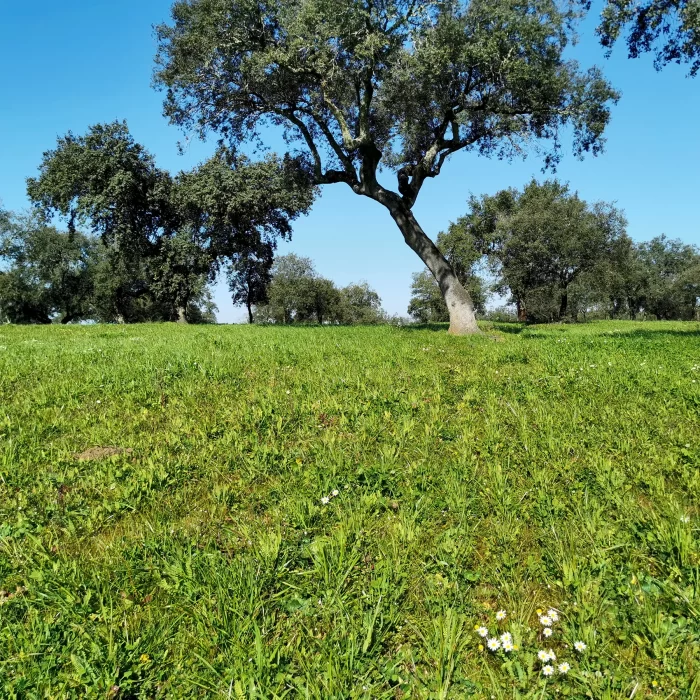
[464, 180, 627, 322]
[155, 0, 618, 334]
[256, 254, 382, 324]
[636, 235, 700, 319]
[592, 0, 700, 76]
[338, 282, 384, 324]
[0, 213, 97, 324]
[227, 242, 274, 323]
[27, 122, 314, 323]
[408, 270, 449, 323]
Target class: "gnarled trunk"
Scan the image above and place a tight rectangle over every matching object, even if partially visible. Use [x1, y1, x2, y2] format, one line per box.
[176, 306, 188, 324]
[387, 200, 479, 335]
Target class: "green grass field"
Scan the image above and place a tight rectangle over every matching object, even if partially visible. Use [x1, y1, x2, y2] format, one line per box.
[0, 321, 698, 699]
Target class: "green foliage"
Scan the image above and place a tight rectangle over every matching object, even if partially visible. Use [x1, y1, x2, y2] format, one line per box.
[463, 179, 628, 322]
[593, 0, 700, 76]
[26, 122, 315, 323]
[0, 213, 97, 324]
[256, 254, 384, 324]
[0, 321, 698, 697]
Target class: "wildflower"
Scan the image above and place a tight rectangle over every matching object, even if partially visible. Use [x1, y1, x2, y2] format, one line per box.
[486, 638, 501, 651]
[476, 626, 489, 638]
[547, 609, 559, 622]
[538, 650, 549, 662]
[478, 644, 484, 651]
[558, 662, 570, 675]
[680, 515, 690, 523]
[139, 654, 151, 664]
[321, 496, 330, 505]
[539, 615, 553, 626]
[496, 609, 507, 621]
[502, 640, 514, 653]
[536, 608, 543, 615]
[574, 641, 587, 652]
[546, 649, 556, 662]
[651, 680, 658, 688]
[543, 627, 553, 638]
[542, 665, 554, 677]
[500, 632, 512, 645]
[331, 489, 339, 497]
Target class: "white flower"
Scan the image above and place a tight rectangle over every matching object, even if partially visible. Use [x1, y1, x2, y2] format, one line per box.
[538, 650, 549, 662]
[558, 662, 571, 675]
[502, 640, 514, 653]
[331, 489, 339, 497]
[321, 496, 330, 505]
[547, 649, 556, 662]
[543, 627, 553, 638]
[476, 626, 489, 638]
[547, 609, 559, 622]
[680, 515, 690, 523]
[500, 632, 513, 645]
[574, 641, 587, 652]
[486, 638, 501, 652]
[539, 615, 553, 627]
[542, 665, 554, 677]
[496, 610, 507, 621]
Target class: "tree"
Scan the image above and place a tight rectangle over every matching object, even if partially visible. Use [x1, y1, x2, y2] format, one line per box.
[463, 180, 627, 322]
[154, 0, 618, 334]
[636, 235, 700, 319]
[407, 270, 450, 322]
[338, 282, 384, 324]
[227, 242, 274, 323]
[27, 122, 315, 322]
[0, 212, 97, 324]
[592, 0, 700, 76]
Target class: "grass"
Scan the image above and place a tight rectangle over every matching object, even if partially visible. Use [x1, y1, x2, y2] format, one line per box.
[0, 320, 698, 699]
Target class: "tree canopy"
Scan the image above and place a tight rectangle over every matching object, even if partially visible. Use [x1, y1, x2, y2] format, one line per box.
[26, 121, 315, 322]
[593, 0, 700, 76]
[154, 0, 619, 334]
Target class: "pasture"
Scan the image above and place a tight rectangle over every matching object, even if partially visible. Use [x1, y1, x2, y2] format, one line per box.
[0, 322, 698, 698]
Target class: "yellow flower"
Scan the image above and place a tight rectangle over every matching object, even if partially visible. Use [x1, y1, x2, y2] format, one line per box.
[478, 644, 484, 652]
[652, 681, 658, 688]
[536, 608, 543, 615]
[139, 654, 151, 664]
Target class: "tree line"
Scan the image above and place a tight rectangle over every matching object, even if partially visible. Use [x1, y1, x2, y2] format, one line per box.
[408, 180, 700, 324]
[3, 0, 699, 330]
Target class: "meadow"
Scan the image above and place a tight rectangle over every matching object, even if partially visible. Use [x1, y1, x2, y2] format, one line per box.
[0, 321, 698, 699]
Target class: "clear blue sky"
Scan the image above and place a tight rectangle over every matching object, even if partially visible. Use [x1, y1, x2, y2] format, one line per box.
[1, 1, 698, 322]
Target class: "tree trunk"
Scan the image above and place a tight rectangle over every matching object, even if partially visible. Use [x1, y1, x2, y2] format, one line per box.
[247, 301, 253, 324]
[176, 306, 188, 324]
[516, 299, 527, 322]
[387, 201, 479, 335]
[559, 289, 568, 320]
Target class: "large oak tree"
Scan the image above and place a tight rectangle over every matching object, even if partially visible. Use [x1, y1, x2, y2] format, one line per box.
[155, 0, 619, 334]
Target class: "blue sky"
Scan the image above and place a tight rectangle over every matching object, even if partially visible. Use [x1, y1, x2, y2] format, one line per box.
[1, 1, 698, 322]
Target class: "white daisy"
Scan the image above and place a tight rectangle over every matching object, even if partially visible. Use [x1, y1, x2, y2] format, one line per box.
[543, 627, 553, 638]
[542, 665, 554, 677]
[496, 610, 507, 621]
[502, 640, 514, 653]
[537, 650, 549, 662]
[500, 632, 512, 645]
[476, 626, 489, 638]
[486, 638, 501, 652]
[539, 615, 553, 627]
[546, 649, 556, 662]
[547, 609, 559, 622]
[558, 662, 570, 675]
[331, 489, 339, 497]
[321, 496, 330, 505]
[574, 641, 587, 652]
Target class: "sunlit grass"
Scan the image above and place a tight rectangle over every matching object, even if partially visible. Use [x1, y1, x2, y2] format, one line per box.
[0, 321, 698, 698]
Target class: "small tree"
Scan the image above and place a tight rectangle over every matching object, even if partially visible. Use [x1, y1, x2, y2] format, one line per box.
[227, 242, 274, 323]
[155, 0, 618, 334]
